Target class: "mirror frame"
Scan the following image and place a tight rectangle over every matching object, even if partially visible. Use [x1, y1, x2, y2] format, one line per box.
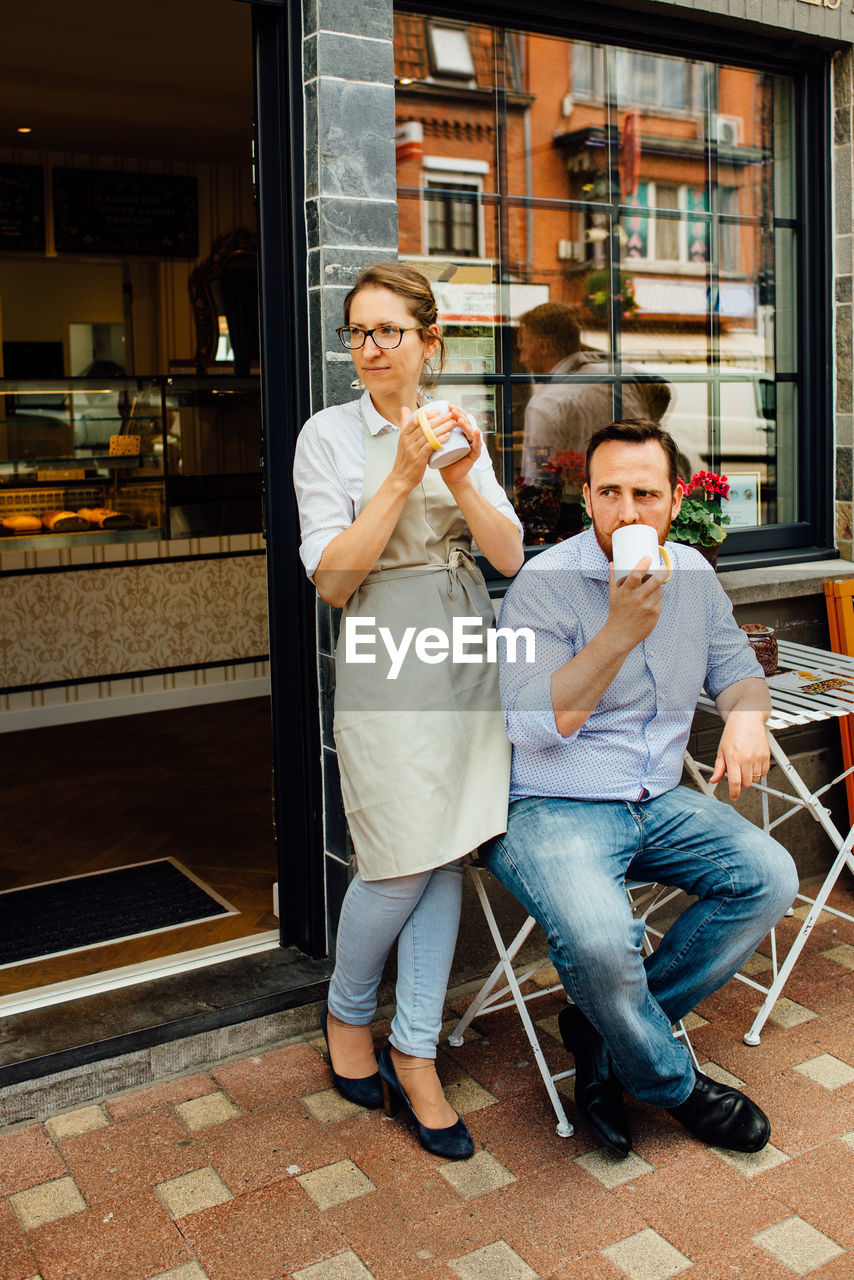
[188, 227, 258, 370]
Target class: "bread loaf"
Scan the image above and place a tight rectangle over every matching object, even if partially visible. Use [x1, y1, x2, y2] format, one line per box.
[76, 507, 132, 529]
[1, 513, 42, 532]
[43, 510, 90, 533]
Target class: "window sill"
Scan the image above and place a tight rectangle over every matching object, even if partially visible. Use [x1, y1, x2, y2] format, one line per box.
[720, 557, 854, 607]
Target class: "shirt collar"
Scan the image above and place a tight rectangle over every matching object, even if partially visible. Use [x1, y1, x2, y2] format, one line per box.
[575, 527, 611, 580]
[361, 389, 398, 436]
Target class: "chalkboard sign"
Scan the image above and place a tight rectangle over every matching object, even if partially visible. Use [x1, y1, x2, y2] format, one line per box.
[53, 169, 198, 258]
[0, 163, 45, 252]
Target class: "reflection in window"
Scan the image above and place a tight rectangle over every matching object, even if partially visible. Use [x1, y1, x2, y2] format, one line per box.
[394, 15, 805, 548]
[624, 184, 709, 264]
[427, 23, 476, 79]
[616, 51, 701, 111]
[426, 180, 480, 256]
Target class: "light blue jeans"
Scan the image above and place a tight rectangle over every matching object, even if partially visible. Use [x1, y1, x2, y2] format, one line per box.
[327, 860, 464, 1059]
[482, 786, 798, 1107]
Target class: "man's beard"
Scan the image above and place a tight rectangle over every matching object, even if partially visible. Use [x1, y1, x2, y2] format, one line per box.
[590, 509, 673, 563]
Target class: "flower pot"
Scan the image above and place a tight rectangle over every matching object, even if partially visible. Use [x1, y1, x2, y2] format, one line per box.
[696, 544, 719, 570]
[741, 625, 778, 676]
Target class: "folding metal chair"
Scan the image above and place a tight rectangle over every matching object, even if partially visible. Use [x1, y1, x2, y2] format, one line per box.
[448, 856, 699, 1137]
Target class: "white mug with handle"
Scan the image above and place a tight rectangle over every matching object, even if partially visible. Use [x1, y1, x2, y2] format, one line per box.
[611, 524, 673, 583]
[411, 401, 472, 469]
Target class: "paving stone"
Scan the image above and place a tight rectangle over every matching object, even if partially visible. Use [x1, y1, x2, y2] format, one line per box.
[301, 1089, 364, 1124]
[439, 1150, 516, 1201]
[45, 1107, 109, 1142]
[212, 1044, 332, 1111]
[59, 1109, 208, 1204]
[702, 1061, 746, 1088]
[443, 1076, 497, 1116]
[177, 1181, 342, 1280]
[297, 1159, 376, 1210]
[765, 997, 818, 1029]
[27, 1189, 194, 1280]
[741, 952, 774, 976]
[822, 943, 854, 969]
[448, 1239, 538, 1280]
[556, 1073, 576, 1101]
[602, 1228, 693, 1279]
[175, 1094, 242, 1132]
[711, 1143, 790, 1176]
[0, 1127, 66, 1198]
[196, 1101, 345, 1193]
[530, 964, 560, 989]
[680, 1011, 709, 1031]
[574, 1149, 654, 1189]
[10, 1178, 86, 1232]
[155, 1168, 232, 1219]
[535, 1013, 562, 1042]
[291, 1251, 374, 1279]
[0, 1198, 40, 1280]
[148, 1266, 210, 1280]
[793, 1054, 854, 1090]
[791, 903, 836, 925]
[106, 1075, 217, 1122]
[753, 1216, 845, 1274]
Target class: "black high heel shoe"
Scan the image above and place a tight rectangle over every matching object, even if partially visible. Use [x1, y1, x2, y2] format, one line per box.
[378, 1044, 474, 1160]
[320, 1005, 383, 1109]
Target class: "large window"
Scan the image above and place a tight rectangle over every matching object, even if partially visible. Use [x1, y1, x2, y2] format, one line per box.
[394, 13, 828, 560]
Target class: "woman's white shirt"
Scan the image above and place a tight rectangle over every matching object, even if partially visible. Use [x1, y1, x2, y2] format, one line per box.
[293, 389, 523, 578]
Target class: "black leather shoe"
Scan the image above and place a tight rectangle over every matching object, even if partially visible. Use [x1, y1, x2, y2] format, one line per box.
[667, 1072, 770, 1152]
[320, 1005, 384, 1110]
[558, 1005, 632, 1157]
[378, 1045, 475, 1160]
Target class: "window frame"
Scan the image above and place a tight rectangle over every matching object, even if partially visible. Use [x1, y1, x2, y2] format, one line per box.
[395, 1, 835, 570]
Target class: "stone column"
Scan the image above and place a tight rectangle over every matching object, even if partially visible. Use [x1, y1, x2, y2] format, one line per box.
[303, 0, 398, 413]
[302, 1, 398, 939]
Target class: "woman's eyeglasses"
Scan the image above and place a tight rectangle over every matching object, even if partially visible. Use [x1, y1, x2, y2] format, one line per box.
[336, 324, 421, 350]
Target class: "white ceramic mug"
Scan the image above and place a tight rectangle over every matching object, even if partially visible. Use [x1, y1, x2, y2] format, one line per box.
[412, 401, 472, 469]
[611, 524, 673, 583]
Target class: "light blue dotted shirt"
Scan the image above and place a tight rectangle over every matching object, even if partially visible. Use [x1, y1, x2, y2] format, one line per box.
[498, 528, 762, 803]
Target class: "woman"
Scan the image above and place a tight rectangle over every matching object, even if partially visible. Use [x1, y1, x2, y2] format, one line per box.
[293, 263, 523, 1159]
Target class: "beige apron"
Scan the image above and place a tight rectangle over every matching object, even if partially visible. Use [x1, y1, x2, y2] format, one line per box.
[333, 410, 511, 880]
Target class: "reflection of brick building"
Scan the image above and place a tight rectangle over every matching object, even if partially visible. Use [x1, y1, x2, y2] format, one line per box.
[394, 15, 766, 337]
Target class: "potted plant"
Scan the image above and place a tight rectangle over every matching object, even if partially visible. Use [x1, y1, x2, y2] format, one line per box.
[668, 469, 731, 568]
[583, 269, 637, 326]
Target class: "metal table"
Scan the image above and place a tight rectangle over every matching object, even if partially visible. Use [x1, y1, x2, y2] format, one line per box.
[684, 638, 854, 1045]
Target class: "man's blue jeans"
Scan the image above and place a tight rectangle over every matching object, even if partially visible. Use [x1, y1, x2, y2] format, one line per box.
[481, 785, 798, 1107]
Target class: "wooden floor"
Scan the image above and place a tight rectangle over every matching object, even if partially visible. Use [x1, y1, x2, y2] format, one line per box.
[0, 697, 277, 997]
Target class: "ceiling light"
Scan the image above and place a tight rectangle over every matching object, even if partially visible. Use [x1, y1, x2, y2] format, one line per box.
[17, 126, 32, 134]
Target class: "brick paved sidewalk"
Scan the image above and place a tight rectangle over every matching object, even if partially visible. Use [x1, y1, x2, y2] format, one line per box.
[2, 886, 854, 1280]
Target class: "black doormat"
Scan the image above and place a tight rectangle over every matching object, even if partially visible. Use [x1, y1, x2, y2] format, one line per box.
[0, 859, 237, 968]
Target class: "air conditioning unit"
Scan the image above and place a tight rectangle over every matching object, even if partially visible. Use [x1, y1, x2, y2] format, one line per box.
[714, 114, 742, 146]
[561, 93, 574, 117]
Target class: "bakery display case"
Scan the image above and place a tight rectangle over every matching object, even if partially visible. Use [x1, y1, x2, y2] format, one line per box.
[0, 376, 262, 550]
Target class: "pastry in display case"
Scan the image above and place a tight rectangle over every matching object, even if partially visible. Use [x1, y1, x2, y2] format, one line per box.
[0, 375, 263, 549]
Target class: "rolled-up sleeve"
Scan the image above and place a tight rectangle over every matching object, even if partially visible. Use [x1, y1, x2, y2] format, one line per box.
[473, 443, 524, 535]
[293, 422, 355, 579]
[497, 569, 578, 750]
[703, 574, 763, 698]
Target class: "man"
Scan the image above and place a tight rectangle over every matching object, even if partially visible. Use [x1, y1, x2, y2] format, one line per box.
[483, 419, 798, 1156]
[517, 302, 670, 482]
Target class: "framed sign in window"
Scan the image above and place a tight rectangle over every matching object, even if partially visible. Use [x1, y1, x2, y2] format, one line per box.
[53, 169, 198, 258]
[0, 163, 45, 252]
[724, 472, 762, 529]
